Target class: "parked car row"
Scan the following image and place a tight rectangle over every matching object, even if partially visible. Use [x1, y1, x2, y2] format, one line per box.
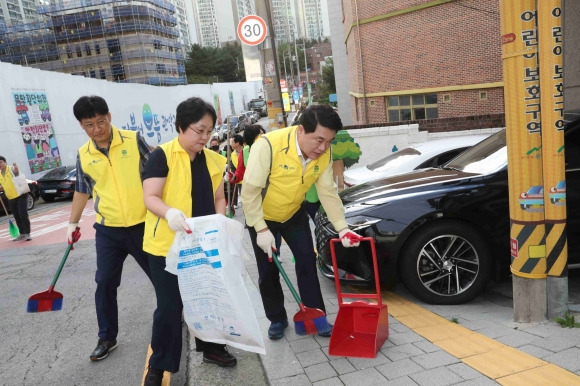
[315, 117, 580, 305]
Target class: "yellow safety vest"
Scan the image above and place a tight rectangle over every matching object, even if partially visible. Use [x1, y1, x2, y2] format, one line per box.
[78, 127, 145, 227]
[0, 166, 20, 200]
[143, 138, 226, 257]
[261, 126, 331, 222]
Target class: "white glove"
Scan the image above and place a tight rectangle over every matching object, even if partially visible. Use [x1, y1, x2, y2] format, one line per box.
[256, 229, 276, 259]
[67, 223, 79, 244]
[338, 228, 362, 248]
[165, 208, 191, 233]
[224, 171, 236, 183]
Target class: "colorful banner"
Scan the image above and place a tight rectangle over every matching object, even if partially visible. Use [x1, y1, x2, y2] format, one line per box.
[214, 94, 223, 125]
[12, 89, 61, 173]
[501, 1, 546, 278]
[538, 1, 567, 277]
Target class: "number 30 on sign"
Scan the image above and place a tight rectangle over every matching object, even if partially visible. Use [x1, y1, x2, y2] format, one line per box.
[237, 15, 267, 46]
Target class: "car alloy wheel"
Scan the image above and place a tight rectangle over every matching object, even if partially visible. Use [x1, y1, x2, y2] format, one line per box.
[399, 221, 491, 305]
[27, 193, 35, 211]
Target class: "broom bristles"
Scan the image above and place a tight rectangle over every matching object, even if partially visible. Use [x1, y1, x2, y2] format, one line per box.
[9, 220, 19, 238]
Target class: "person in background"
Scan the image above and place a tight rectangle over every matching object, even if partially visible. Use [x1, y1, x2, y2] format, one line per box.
[142, 97, 236, 386]
[304, 184, 321, 222]
[0, 156, 31, 241]
[241, 105, 362, 340]
[228, 135, 243, 207]
[208, 137, 221, 153]
[67, 95, 152, 361]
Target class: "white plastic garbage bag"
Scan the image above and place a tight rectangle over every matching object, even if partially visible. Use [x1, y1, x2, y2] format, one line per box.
[166, 214, 265, 355]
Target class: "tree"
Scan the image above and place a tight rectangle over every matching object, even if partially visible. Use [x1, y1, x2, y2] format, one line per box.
[332, 130, 362, 169]
[317, 57, 336, 104]
[185, 43, 245, 84]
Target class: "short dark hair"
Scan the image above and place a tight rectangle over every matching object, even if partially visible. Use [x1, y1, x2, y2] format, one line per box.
[300, 105, 342, 133]
[233, 134, 244, 145]
[0, 156, 6, 162]
[243, 125, 262, 147]
[73, 95, 109, 121]
[175, 97, 217, 133]
[210, 137, 220, 145]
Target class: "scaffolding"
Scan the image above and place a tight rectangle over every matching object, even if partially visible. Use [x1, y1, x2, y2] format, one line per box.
[0, 0, 186, 85]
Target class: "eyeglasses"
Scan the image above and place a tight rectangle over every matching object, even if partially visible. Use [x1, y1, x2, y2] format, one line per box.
[82, 118, 108, 131]
[187, 124, 214, 138]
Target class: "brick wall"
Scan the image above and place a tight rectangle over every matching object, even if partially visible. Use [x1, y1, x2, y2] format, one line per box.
[344, 0, 503, 125]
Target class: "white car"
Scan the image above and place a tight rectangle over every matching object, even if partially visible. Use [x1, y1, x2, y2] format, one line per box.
[343, 135, 491, 187]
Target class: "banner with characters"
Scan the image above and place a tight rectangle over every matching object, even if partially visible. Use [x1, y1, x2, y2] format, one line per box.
[12, 89, 62, 173]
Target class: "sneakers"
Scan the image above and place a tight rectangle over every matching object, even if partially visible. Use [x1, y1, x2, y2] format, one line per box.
[144, 366, 164, 386]
[89, 339, 118, 361]
[268, 320, 289, 340]
[24, 234, 32, 241]
[12, 234, 25, 241]
[318, 323, 333, 338]
[203, 347, 237, 367]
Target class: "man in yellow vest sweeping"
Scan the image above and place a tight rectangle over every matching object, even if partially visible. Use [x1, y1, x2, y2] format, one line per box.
[241, 104, 362, 340]
[66, 95, 152, 361]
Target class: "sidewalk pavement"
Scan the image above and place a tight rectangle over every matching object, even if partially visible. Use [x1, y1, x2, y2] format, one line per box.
[187, 209, 580, 386]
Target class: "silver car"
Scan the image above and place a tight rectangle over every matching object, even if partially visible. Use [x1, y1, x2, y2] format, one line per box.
[343, 135, 492, 187]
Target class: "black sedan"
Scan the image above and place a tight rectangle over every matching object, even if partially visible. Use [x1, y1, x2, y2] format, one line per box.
[0, 179, 40, 214]
[315, 117, 580, 305]
[36, 165, 76, 202]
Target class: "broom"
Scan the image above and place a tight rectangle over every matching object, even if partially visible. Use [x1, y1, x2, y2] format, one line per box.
[271, 250, 332, 335]
[0, 195, 19, 238]
[27, 227, 81, 312]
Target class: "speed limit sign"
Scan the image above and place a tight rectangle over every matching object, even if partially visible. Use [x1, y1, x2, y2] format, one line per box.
[237, 15, 267, 46]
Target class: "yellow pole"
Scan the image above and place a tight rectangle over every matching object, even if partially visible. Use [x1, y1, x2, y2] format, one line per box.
[501, 0, 547, 321]
[538, 0, 567, 318]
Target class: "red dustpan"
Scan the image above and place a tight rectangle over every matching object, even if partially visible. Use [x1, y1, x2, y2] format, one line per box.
[328, 237, 389, 358]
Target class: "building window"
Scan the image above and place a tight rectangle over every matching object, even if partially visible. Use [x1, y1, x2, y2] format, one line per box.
[99, 68, 106, 79]
[479, 91, 488, 100]
[85, 43, 92, 56]
[386, 93, 438, 122]
[76, 45, 82, 57]
[95, 43, 101, 55]
[89, 69, 96, 78]
[442, 94, 451, 103]
[66, 45, 72, 59]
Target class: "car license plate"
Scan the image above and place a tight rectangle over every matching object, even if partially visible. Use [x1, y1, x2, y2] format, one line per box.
[43, 189, 57, 193]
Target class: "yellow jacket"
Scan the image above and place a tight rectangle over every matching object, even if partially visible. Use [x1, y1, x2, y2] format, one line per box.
[143, 138, 226, 257]
[78, 127, 145, 226]
[0, 166, 20, 200]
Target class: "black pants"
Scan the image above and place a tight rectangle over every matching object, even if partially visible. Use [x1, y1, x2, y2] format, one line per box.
[94, 223, 151, 341]
[148, 254, 224, 373]
[9, 194, 30, 234]
[248, 207, 325, 323]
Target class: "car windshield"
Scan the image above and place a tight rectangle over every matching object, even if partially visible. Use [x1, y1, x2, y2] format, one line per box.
[445, 130, 507, 174]
[249, 100, 265, 108]
[229, 117, 238, 124]
[367, 148, 421, 172]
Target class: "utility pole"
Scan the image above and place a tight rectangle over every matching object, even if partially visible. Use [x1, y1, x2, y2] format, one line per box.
[255, 0, 288, 128]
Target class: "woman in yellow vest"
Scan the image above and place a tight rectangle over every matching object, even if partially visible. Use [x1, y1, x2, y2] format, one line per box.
[141, 97, 236, 386]
[0, 156, 31, 240]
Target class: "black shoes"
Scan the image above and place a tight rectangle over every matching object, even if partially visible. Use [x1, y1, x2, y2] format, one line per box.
[203, 347, 237, 367]
[268, 320, 289, 340]
[318, 323, 333, 337]
[144, 366, 164, 386]
[89, 339, 118, 361]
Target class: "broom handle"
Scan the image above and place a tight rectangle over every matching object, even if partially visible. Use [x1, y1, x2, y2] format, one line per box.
[272, 251, 303, 305]
[50, 243, 73, 288]
[50, 228, 80, 289]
